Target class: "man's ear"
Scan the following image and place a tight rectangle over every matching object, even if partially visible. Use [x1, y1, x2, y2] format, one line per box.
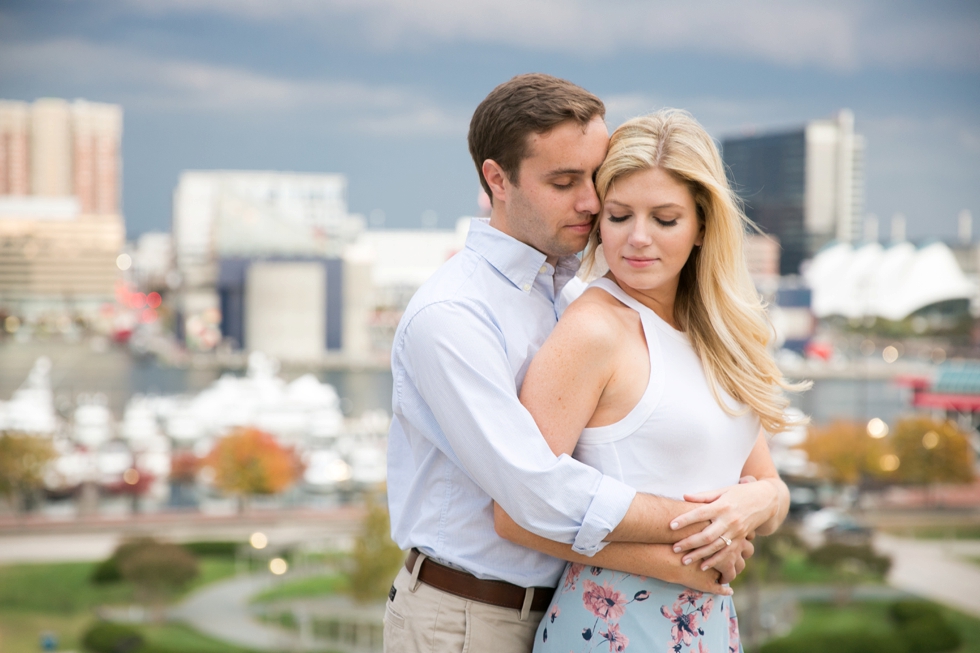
[482, 159, 509, 204]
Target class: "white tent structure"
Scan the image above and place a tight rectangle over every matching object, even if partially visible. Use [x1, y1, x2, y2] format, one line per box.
[805, 241, 976, 320]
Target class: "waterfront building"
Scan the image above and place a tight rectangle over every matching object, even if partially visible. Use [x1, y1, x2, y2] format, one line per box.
[0, 197, 124, 318]
[805, 240, 975, 321]
[723, 110, 865, 275]
[172, 171, 364, 359]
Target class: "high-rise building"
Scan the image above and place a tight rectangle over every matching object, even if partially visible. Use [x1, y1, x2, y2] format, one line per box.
[722, 110, 864, 275]
[0, 98, 124, 318]
[0, 97, 122, 213]
[71, 101, 122, 214]
[0, 102, 31, 195]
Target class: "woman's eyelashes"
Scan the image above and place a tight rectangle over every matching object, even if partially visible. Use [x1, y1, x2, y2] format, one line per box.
[606, 214, 679, 227]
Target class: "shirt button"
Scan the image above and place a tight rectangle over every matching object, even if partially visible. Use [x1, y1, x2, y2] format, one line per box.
[539, 265, 547, 274]
[522, 283, 531, 292]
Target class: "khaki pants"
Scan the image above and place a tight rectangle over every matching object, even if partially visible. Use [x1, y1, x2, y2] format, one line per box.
[383, 566, 545, 653]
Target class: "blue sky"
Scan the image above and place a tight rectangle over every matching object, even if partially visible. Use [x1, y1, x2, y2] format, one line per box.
[1, 0, 978, 241]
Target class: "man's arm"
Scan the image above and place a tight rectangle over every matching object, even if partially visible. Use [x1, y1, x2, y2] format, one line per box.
[400, 300, 687, 554]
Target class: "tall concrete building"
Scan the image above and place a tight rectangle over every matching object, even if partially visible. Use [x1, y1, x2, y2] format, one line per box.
[0, 98, 124, 318]
[722, 110, 864, 275]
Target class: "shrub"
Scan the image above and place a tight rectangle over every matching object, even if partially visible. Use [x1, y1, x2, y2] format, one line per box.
[119, 542, 199, 597]
[180, 540, 239, 558]
[760, 632, 907, 653]
[90, 538, 160, 585]
[81, 622, 145, 653]
[889, 600, 961, 653]
[807, 542, 891, 576]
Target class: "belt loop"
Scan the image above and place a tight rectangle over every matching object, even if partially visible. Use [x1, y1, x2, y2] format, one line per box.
[519, 587, 534, 621]
[409, 551, 427, 592]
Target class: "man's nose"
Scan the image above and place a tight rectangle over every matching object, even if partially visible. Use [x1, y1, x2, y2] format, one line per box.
[576, 180, 601, 215]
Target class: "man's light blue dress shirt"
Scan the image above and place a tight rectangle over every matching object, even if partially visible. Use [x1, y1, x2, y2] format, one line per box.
[387, 219, 637, 588]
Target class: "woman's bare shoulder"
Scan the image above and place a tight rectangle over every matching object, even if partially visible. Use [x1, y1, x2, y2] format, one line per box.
[552, 286, 634, 350]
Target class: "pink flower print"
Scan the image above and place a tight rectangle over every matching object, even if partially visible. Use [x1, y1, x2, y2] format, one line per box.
[582, 580, 627, 622]
[728, 613, 740, 653]
[600, 622, 629, 652]
[661, 604, 700, 647]
[700, 596, 714, 619]
[564, 563, 584, 591]
[697, 640, 710, 653]
[679, 588, 703, 606]
[549, 604, 560, 623]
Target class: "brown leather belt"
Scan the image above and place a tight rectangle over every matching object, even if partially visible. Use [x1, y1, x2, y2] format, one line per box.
[404, 548, 554, 612]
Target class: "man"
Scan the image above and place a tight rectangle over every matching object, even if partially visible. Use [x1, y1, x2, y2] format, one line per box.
[384, 74, 764, 653]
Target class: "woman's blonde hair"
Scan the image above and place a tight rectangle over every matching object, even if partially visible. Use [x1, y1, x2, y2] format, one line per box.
[584, 109, 808, 434]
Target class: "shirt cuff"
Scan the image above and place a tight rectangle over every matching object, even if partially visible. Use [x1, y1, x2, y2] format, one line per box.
[571, 474, 637, 556]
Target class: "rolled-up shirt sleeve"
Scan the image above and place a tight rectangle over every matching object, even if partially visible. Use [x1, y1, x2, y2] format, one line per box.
[397, 299, 636, 555]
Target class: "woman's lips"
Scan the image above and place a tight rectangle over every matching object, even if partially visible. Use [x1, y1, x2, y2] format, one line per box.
[624, 257, 657, 268]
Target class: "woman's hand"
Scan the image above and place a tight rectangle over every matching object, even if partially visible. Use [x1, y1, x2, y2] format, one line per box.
[666, 553, 734, 596]
[667, 478, 780, 566]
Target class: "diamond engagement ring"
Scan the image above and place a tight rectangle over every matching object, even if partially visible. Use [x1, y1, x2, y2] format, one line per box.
[719, 535, 733, 547]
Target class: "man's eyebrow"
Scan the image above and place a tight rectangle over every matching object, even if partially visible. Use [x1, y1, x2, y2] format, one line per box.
[545, 168, 586, 177]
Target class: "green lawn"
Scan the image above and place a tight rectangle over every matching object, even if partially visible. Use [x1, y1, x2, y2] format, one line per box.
[0, 558, 240, 652]
[755, 600, 980, 653]
[141, 622, 262, 653]
[251, 572, 349, 603]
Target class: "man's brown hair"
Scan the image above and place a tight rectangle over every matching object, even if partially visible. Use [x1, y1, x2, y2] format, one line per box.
[468, 73, 605, 199]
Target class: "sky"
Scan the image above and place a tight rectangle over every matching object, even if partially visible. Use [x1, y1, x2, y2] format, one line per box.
[1, 0, 978, 241]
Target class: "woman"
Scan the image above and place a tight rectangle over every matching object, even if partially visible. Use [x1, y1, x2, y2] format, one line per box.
[495, 109, 806, 652]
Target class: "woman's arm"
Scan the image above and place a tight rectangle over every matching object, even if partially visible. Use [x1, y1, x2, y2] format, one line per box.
[667, 431, 790, 568]
[494, 503, 739, 595]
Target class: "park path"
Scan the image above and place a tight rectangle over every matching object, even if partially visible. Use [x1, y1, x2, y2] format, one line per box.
[875, 533, 980, 618]
[169, 573, 302, 651]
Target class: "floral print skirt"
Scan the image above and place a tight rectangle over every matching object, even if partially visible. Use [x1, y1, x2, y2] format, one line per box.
[533, 563, 742, 653]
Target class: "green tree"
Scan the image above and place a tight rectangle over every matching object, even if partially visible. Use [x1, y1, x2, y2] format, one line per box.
[348, 493, 405, 603]
[891, 417, 975, 486]
[0, 432, 56, 512]
[117, 539, 199, 622]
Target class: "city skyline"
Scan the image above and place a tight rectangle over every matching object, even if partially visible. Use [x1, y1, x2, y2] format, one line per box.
[0, 0, 978, 241]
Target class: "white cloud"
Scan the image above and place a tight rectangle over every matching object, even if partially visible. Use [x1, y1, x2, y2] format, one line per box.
[122, 0, 980, 71]
[0, 39, 466, 135]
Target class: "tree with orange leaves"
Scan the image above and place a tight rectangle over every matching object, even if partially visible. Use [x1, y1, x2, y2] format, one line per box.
[204, 427, 301, 511]
[800, 420, 893, 485]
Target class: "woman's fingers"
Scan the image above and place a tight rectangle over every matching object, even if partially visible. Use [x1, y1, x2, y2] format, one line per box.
[739, 475, 757, 484]
[682, 490, 723, 504]
[683, 537, 731, 568]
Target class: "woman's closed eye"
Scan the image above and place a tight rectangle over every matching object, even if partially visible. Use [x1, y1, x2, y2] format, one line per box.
[608, 214, 630, 223]
[655, 217, 679, 227]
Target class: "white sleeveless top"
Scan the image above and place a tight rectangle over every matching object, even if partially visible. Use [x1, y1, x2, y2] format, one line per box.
[573, 278, 760, 500]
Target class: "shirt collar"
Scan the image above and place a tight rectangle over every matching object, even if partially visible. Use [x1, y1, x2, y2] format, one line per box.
[465, 218, 581, 294]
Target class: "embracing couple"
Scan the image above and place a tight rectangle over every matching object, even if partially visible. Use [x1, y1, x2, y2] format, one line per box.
[384, 73, 803, 653]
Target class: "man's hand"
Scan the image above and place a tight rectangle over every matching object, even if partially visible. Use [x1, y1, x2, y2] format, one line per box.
[709, 535, 755, 584]
[666, 552, 734, 596]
